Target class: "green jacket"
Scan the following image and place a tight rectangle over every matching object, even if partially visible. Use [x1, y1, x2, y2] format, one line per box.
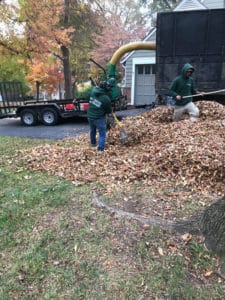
[168, 63, 197, 106]
[87, 87, 112, 119]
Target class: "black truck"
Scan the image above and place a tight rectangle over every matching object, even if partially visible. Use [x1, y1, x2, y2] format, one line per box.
[156, 8, 225, 105]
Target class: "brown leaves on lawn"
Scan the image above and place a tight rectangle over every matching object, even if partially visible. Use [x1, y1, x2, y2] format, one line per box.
[18, 101, 225, 195]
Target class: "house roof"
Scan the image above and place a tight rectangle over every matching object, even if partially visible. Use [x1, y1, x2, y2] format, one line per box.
[174, 0, 207, 11]
[120, 0, 207, 64]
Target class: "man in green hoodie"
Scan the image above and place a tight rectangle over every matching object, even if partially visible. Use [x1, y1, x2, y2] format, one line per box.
[87, 78, 115, 151]
[169, 63, 203, 121]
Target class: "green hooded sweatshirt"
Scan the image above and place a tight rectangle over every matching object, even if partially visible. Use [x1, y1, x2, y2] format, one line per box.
[87, 87, 112, 119]
[168, 63, 197, 106]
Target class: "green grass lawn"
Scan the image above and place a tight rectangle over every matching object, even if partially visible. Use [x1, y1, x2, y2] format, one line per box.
[0, 136, 225, 299]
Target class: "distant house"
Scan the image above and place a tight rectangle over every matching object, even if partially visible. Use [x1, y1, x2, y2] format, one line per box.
[121, 0, 225, 106]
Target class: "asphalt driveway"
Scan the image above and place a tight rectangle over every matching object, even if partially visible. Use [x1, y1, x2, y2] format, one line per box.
[0, 108, 148, 140]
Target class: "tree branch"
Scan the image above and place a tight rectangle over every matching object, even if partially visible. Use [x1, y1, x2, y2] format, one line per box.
[0, 40, 20, 55]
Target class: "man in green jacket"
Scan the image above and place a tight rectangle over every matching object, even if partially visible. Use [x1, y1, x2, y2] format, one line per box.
[169, 63, 203, 121]
[87, 78, 115, 151]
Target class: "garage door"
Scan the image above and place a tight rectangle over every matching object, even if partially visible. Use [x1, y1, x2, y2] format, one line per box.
[134, 64, 156, 106]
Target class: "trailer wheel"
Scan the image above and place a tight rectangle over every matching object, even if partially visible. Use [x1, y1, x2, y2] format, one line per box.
[20, 109, 38, 126]
[40, 107, 59, 126]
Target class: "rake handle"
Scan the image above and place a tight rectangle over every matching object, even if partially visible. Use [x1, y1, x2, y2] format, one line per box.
[182, 89, 225, 99]
[112, 112, 122, 127]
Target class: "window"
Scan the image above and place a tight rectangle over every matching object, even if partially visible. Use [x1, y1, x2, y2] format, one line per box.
[137, 64, 156, 74]
[145, 65, 151, 74]
[151, 64, 156, 74]
[138, 65, 144, 74]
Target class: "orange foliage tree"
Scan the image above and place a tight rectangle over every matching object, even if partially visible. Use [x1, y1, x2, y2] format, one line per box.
[1, 0, 149, 95]
[0, 0, 74, 97]
[26, 60, 64, 96]
[19, 0, 74, 98]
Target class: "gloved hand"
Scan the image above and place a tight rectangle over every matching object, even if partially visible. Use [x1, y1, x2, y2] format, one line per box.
[176, 95, 182, 100]
[106, 114, 115, 129]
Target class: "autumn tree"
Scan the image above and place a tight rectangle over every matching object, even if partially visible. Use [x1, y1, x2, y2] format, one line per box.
[0, 51, 29, 93]
[0, 1, 24, 55]
[0, 0, 74, 97]
[89, 0, 149, 82]
[91, 14, 148, 65]
[90, 14, 147, 82]
[0, 1, 28, 87]
[0, 0, 150, 96]
[26, 59, 64, 96]
[0, 0, 102, 97]
[20, 0, 76, 98]
[62, 1, 101, 83]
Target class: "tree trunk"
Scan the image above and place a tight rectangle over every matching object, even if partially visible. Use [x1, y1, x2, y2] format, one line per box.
[61, 0, 72, 99]
[61, 45, 73, 99]
[200, 195, 225, 256]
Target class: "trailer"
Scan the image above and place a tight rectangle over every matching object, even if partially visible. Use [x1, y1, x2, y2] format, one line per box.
[156, 8, 225, 105]
[0, 81, 90, 126]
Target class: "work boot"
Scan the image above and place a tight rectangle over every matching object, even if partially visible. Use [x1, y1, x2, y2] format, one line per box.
[190, 117, 198, 122]
[97, 146, 104, 151]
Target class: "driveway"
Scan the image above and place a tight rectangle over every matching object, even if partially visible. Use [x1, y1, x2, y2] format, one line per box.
[0, 108, 148, 140]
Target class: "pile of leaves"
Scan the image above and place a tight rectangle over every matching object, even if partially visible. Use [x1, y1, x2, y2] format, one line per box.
[18, 101, 225, 196]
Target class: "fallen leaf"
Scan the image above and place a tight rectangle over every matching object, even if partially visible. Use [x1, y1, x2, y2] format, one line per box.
[204, 270, 213, 277]
[181, 233, 192, 243]
[158, 247, 164, 256]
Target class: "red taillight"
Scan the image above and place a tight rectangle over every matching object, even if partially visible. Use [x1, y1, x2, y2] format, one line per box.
[65, 104, 75, 110]
[80, 103, 89, 111]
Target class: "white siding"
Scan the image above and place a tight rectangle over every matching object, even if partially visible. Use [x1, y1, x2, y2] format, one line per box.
[203, 0, 225, 8]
